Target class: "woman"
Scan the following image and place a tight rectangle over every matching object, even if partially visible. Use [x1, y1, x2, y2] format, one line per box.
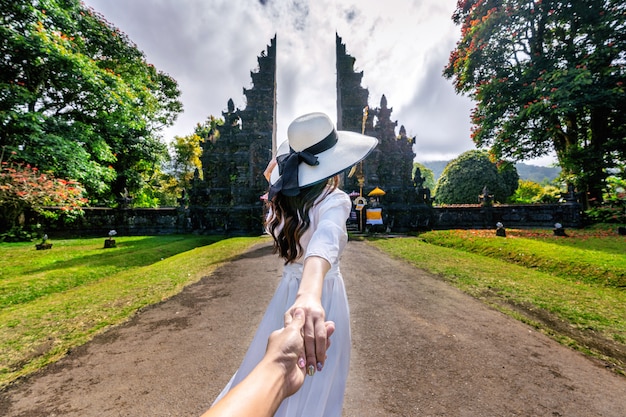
[214, 112, 378, 416]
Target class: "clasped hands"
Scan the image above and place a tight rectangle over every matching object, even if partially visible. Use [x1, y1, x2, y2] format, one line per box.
[201, 309, 334, 417]
[276, 304, 334, 397]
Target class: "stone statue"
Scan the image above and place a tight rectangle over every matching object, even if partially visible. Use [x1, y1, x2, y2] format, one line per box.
[479, 185, 493, 207]
[413, 167, 424, 190]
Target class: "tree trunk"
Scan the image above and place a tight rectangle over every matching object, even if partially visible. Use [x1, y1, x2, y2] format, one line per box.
[584, 107, 610, 207]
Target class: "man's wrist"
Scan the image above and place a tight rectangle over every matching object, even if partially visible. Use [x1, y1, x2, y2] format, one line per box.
[256, 356, 290, 401]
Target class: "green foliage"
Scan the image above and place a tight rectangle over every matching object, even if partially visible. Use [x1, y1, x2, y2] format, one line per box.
[434, 150, 519, 204]
[511, 179, 541, 203]
[0, 224, 41, 242]
[158, 115, 224, 203]
[0, 0, 183, 204]
[584, 171, 626, 223]
[496, 160, 520, 201]
[169, 133, 203, 191]
[444, 0, 626, 208]
[131, 190, 161, 208]
[534, 184, 562, 204]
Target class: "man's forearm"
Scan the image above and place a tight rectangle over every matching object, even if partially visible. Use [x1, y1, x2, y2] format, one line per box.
[201, 359, 286, 417]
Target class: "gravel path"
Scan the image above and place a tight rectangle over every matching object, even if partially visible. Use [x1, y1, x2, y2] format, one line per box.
[2, 240, 625, 416]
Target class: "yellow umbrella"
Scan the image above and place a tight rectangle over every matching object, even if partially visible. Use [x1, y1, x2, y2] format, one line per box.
[368, 187, 386, 197]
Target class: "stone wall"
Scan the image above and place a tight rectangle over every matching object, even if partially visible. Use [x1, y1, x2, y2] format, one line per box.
[36, 202, 580, 237]
[38, 207, 191, 237]
[364, 202, 581, 233]
[424, 202, 581, 230]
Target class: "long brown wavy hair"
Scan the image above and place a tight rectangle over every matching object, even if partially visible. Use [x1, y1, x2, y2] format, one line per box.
[266, 176, 340, 264]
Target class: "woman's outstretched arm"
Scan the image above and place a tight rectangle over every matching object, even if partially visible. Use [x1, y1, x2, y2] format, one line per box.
[287, 255, 331, 376]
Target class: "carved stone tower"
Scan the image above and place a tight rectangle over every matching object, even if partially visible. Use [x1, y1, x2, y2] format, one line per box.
[190, 36, 277, 233]
[335, 34, 418, 230]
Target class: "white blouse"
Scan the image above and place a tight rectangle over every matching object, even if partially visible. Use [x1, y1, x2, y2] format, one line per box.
[269, 188, 351, 266]
[301, 188, 350, 265]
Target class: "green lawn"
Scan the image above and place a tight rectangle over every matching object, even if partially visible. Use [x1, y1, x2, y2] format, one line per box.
[0, 235, 265, 389]
[369, 227, 626, 374]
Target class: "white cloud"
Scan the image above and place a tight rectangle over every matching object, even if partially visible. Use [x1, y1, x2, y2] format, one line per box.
[83, 0, 556, 166]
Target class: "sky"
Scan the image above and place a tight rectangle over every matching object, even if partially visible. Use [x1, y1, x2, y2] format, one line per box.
[83, 0, 555, 166]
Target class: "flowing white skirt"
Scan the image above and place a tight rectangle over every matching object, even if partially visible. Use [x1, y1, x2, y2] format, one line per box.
[213, 262, 351, 417]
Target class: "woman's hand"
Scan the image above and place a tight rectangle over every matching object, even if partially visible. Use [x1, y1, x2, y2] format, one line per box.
[287, 256, 331, 375]
[271, 309, 335, 396]
[286, 295, 328, 376]
[264, 158, 277, 182]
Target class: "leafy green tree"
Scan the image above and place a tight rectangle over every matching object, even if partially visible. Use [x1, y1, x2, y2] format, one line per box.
[497, 160, 521, 201]
[511, 179, 545, 203]
[444, 0, 626, 209]
[194, 115, 223, 146]
[511, 178, 562, 203]
[585, 165, 626, 223]
[434, 150, 519, 204]
[0, 0, 182, 204]
[170, 133, 203, 191]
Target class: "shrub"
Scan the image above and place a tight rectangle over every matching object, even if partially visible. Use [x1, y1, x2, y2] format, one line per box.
[0, 159, 88, 235]
[434, 150, 519, 204]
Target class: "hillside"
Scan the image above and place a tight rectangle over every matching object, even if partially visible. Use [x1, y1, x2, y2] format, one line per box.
[420, 160, 560, 183]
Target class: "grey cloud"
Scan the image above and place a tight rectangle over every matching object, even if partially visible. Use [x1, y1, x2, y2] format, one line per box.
[81, 0, 495, 163]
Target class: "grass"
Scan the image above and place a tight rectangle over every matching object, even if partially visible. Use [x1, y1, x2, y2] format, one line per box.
[2, 228, 624, 387]
[417, 227, 626, 287]
[0, 235, 265, 389]
[368, 227, 626, 373]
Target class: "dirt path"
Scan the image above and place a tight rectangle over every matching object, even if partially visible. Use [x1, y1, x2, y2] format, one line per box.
[2, 240, 625, 416]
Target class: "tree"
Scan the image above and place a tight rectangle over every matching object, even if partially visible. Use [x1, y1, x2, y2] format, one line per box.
[0, 0, 182, 204]
[511, 178, 563, 203]
[444, 0, 626, 209]
[497, 159, 521, 199]
[511, 179, 545, 203]
[170, 133, 203, 191]
[434, 150, 519, 204]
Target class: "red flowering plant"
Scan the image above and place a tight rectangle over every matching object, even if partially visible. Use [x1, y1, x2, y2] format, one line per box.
[0, 153, 88, 238]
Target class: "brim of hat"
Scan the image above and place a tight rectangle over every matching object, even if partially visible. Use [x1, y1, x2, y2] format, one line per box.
[270, 131, 378, 189]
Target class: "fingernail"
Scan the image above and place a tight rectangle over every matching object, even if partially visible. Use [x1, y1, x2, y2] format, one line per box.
[317, 362, 323, 372]
[298, 357, 306, 368]
[307, 365, 315, 376]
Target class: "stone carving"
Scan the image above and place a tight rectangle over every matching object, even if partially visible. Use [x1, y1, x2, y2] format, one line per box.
[190, 36, 277, 233]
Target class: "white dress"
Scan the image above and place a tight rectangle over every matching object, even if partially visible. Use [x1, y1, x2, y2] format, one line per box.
[214, 188, 352, 417]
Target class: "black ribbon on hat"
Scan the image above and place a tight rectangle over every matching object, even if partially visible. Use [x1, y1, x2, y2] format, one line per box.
[268, 129, 338, 199]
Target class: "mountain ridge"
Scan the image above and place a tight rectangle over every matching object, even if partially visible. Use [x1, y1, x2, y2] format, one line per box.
[419, 160, 561, 184]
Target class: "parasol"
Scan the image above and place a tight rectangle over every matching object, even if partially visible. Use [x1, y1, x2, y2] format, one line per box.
[368, 187, 386, 197]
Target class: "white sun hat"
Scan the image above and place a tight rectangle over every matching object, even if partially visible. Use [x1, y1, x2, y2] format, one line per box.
[269, 112, 378, 198]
